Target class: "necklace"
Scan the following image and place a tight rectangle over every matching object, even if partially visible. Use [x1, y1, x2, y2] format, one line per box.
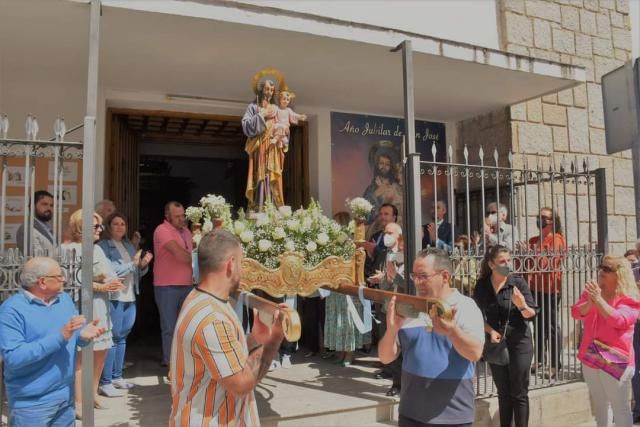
[194, 287, 228, 303]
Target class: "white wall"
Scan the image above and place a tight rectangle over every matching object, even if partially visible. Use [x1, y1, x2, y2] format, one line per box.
[233, 0, 500, 50]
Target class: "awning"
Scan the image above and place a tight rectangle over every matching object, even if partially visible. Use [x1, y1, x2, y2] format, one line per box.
[0, 0, 585, 122]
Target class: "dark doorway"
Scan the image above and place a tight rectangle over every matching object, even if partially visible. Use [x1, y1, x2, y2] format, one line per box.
[104, 108, 309, 362]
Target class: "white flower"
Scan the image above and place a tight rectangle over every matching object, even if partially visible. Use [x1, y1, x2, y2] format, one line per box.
[316, 233, 329, 246]
[301, 217, 313, 231]
[234, 221, 246, 234]
[273, 227, 286, 240]
[286, 219, 299, 232]
[185, 206, 203, 223]
[200, 194, 230, 218]
[278, 206, 292, 217]
[306, 241, 317, 252]
[255, 213, 269, 227]
[336, 232, 348, 244]
[202, 220, 213, 233]
[258, 239, 272, 252]
[331, 222, 341, 234]
[239, 230, 254, 243]
[284, 240, 295, 251]
[346, 197, 373, 220]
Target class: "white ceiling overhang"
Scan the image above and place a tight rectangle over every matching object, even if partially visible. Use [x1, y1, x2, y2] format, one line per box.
[1, 0, 586, 122]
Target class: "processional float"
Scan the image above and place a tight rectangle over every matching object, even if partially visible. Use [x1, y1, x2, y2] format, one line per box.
[188, 69, 452, 342]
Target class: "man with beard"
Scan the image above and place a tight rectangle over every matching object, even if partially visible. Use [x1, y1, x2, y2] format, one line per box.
[363, 142, 403, 224]
[16, 190, 55, 256]
[170, 230, 285, 426]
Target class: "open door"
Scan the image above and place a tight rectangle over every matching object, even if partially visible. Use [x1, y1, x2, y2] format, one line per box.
[283, 123, 310, 209]
[105, 112, 140, 229]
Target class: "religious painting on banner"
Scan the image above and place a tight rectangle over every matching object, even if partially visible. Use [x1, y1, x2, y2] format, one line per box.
[331, 112, 446, 234]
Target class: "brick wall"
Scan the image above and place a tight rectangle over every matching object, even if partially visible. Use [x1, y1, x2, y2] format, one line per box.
[496, 0, 636, 253]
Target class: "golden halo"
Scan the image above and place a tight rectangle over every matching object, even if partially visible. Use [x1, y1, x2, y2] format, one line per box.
[252, 68, 286, 95]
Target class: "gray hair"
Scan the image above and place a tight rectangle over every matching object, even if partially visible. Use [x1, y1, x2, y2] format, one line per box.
[21, 257, 59, 289]
[198, 229, 241, 276]
[417, 248, 453, 276]
[487, 202, 508, 217]
[164, 201, 183, 217]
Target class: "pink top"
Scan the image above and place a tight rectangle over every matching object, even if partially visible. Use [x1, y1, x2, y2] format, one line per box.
[571, 290, 640, 368]
[153, 220, 193, 286]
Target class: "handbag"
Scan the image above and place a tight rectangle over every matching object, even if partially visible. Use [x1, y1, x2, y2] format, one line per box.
[582, 338, 629, 380]
[482, 290, 511, 366]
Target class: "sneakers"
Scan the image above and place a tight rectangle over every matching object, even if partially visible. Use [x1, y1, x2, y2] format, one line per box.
[281, 354, 292, 369]
[98, 384, 125, 397]
[112, 378, 134, 389]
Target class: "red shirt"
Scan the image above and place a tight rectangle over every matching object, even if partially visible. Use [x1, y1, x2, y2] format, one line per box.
[153, 220, 193, 286]
[527, 232, 566, 294]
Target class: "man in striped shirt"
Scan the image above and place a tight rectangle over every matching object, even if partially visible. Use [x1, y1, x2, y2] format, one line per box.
[170, 230, 285, 426]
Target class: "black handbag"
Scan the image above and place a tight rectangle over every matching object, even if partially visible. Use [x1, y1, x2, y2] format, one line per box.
[482, 291, 511, 366]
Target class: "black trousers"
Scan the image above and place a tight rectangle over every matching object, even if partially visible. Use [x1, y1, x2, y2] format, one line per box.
[399, 414, 471, 427]
[534, 292, 562, 369]
[299, 296, 325, 353]
[489, 326, 534, 427]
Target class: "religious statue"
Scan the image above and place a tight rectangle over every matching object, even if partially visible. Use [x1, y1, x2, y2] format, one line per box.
[271, 89, 306, 153]
[243, 69, 302, 210]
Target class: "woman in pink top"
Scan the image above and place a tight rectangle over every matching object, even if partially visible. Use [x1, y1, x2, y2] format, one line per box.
[571, 255, 640, 427]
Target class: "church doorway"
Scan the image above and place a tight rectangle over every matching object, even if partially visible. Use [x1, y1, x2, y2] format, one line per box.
[104, 108, 309, 360]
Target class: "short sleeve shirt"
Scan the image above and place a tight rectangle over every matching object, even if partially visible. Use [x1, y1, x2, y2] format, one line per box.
[398, 290, 484, 425]
[153, 220, 193, 286]
[170, 289, 260, 427]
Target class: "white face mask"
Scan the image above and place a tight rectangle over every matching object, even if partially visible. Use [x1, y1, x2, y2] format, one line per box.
[383, 234, 396, 248]
[488, 213, 498, 225]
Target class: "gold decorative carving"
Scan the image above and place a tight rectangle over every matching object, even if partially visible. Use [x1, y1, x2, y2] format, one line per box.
[240, 251, 356, 297]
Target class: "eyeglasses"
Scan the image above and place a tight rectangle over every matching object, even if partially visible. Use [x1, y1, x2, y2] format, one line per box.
[93, 224, 104, 231]
[487, 211, 497, 215]
[598, 265, 618, 273]
[539, 216, 553, 221]
[43, 274, 65, 282]
[409, 271, 442, 282]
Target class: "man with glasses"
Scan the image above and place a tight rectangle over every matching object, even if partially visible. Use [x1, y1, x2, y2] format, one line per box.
[527, 207, 566, 380]
[379, 248, 484, 427]
[0, 257, 104, 426]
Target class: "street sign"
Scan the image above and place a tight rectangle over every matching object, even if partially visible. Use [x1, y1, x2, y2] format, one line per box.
[601, 59, 639, 155]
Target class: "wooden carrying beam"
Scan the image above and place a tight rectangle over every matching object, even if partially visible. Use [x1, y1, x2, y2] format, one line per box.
[233, 291, 302, 342]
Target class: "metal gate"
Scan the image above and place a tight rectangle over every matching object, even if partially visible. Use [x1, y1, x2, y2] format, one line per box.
[422, 143, 606, 397]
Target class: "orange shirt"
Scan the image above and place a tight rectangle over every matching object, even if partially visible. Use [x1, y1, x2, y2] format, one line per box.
[170, 289, 260, 427]
[527, 233, 566, 294]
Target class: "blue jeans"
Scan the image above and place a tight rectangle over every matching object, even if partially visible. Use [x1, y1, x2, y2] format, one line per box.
[101, 300, 137, 385]
[632, 322, 640, 417]
[154, 285, 192, 365]
[9, 400, 74, 427]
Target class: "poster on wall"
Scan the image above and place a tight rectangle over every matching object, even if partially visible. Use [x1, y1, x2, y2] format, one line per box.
[6, 166, 26, 187]
[47, 161, 78, 182]
[2, 196, 27, 217]
[47, 184, 77, 206]
[330, 112, 446, 228]
[3, 224, 19, 246]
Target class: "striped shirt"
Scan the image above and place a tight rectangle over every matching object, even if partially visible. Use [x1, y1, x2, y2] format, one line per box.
[170, 289, 260, 427]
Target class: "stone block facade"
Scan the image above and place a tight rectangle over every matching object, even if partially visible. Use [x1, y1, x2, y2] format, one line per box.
[494, 0, 636, 252]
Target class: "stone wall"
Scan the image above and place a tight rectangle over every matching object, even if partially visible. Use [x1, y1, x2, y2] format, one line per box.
[496, 0, 636, 253]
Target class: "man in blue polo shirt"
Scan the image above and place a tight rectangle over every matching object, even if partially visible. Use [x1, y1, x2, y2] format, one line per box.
[379, 248, 484, 427]
[0, 257, 104, 426]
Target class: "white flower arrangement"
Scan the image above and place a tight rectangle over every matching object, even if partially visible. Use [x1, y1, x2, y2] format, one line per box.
[190, 196, 356, 269]
[225, 200, 355, 269]
[346, 197, 373, 221]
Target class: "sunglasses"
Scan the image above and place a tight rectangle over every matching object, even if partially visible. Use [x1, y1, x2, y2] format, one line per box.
[598, 265, 618, 273]
[93, 224, 105, 231]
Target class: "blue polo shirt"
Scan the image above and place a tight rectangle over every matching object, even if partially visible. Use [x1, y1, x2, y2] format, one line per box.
[0, 290, 84, 408]
[398, 290, 485, 425]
